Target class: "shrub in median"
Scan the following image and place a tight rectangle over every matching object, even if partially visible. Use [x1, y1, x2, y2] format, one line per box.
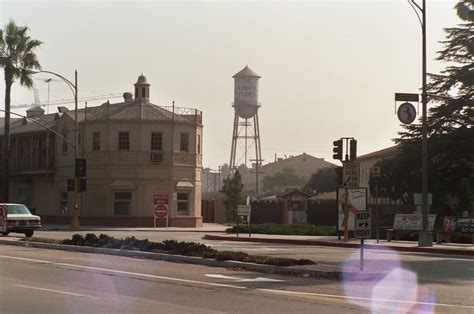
[56, 234, 315, 267]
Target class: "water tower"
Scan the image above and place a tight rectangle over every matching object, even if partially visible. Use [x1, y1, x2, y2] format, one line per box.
[229, 66, 263, 188]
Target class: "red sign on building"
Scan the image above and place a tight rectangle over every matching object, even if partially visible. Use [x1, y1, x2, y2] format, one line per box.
[153, 194, 169, 205]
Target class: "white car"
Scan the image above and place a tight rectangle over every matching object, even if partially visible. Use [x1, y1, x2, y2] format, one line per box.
[0, 203, 42, 237]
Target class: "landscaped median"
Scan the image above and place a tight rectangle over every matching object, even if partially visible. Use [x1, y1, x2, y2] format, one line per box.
[0, 233, 380, 280]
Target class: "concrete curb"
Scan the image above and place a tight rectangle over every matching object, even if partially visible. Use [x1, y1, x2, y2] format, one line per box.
[42, 228, 226, 233]
[203, 234, 474, 257]
[0, 239, 381, 281]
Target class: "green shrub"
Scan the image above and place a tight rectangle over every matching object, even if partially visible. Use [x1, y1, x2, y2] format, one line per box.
[226, 224, 337, 236]
[57, 233, 315, 267]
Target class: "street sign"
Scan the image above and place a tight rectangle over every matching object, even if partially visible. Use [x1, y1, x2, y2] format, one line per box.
[355, 211, 371, 239]
[154, 194, 169, 205]
[343, 162, 359, 188]
[237, 205, 252, 216]
[370, 166, 381, 178]
[0, 204, 7, 232]
[154, 205, 168, 218]
[395, 93, 419, 102]
[397, 102, 417, 124]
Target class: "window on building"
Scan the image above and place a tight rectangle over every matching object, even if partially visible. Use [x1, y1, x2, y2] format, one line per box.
[197, 134, 201, 154]
[177, 192, 189, 215]
[151, 132, 162, 151]
[114, 192, 131, 215]
[93, 132, 101, 151]
[118, 132, 129, 151]
[180, 133, 189, 152]
[142, 87, 146, 98]
[62, 128, 68, 153]
[60, 192, 68, 215]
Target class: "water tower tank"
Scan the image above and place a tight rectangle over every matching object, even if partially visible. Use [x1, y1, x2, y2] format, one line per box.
[233, 65, 261, 119]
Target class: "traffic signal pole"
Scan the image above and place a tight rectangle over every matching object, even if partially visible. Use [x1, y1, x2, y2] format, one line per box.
[333, 137, 357, 243]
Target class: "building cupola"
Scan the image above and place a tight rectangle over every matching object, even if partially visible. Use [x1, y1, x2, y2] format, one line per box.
[134, 74, 150, 102]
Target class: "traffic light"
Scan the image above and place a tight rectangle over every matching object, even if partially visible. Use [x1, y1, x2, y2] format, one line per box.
[350, 140, 357, 161]
[333, 139, 343, 160]
[75, 158, 87, 177]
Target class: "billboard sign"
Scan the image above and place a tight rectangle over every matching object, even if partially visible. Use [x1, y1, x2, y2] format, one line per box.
[337, 188, 367, 231]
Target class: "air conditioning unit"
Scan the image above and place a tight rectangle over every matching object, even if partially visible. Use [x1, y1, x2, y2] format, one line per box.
[150, 152, 163, 162]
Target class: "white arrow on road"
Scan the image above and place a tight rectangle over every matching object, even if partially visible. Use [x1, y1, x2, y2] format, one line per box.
[205, 274, 284, 282]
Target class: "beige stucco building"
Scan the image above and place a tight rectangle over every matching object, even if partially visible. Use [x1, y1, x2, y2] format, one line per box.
[357, 145, 401, 205]
[0, 75, 203, 227]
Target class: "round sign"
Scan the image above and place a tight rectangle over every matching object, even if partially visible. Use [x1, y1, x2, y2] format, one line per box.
[397, 102, 417, 124]
[154, 205, 168, 218]
[0, 205, 7, 220]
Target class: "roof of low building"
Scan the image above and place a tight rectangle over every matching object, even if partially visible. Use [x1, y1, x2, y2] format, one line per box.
[356, 145, 401, 161]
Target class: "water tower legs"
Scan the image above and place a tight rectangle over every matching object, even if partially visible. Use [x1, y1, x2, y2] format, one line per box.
[229, 111, 262, 197]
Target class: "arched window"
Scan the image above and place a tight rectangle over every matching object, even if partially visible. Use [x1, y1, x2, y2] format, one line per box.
[142, 87, 146, 97]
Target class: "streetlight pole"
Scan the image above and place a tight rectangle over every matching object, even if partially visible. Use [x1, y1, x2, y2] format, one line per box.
[30, 69, 80, 229]
[409, 0, 432, 246]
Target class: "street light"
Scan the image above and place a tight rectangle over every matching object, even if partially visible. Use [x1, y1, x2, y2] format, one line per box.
[30, 69, 80, 229]
[409, 0, 432, 246]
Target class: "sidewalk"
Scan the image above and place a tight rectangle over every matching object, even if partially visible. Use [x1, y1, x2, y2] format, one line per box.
[203, 233, 474, 257]
[41, 223, 229, 233]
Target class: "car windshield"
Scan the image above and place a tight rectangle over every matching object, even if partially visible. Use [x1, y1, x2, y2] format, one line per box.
[7, 205, 31, 215]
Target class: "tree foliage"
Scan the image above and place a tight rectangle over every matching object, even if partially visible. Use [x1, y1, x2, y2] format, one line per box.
[261, 167, 306, 195]
[220, 171, 247, 222]
[304, 167, 337, 195]
[373, 1, 474, 215]
[0, 20, 42, 201]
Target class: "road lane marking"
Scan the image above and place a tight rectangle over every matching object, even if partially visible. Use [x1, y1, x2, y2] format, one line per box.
[0, 255, 246, 290]
[11, 284, 100, 299]
[258, 288, 474, 310]
[205, 274, 284, 282]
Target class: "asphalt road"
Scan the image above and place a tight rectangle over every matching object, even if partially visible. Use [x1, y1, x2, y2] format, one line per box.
[22, 230, 474, 283]
[1, 245, 473, 313]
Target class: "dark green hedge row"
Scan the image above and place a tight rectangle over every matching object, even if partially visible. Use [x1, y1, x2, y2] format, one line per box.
[61, 233, 315, 267]
[227, 224, 337, 236]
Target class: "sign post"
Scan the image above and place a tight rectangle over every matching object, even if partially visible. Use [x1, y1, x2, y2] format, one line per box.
[370, 166, 381, 243]
[0, 204, 7, 233]
[153, 194, 169, 228]
[237, 205, 252, 238]
[355, 211, 371, 271]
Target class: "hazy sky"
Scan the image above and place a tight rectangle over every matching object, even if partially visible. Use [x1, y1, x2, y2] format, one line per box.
[0, 0, 460, 169]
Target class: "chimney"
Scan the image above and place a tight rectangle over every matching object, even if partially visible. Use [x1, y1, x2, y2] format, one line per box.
[26, 106, 45, 118]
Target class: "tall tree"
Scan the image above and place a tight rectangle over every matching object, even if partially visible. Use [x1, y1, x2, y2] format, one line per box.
[0, 20, 42, 201]
[221, 171, 247, 222]
[261, 167, 306, 195]
[304, 167, 337, 195]
[380, 1, 474, 215]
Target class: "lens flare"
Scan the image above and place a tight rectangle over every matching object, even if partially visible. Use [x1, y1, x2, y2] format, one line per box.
[342, 247, 435, 313]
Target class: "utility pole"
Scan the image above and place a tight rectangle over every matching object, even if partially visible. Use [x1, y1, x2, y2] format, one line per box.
[409, 0, 432, 247]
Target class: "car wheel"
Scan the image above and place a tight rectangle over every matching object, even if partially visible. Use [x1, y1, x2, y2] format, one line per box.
[1, 232, 9, 236]
[25, 231, 34, 237]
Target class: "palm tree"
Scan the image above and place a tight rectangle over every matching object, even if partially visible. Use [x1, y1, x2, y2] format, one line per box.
[0, 20, 42, 202]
